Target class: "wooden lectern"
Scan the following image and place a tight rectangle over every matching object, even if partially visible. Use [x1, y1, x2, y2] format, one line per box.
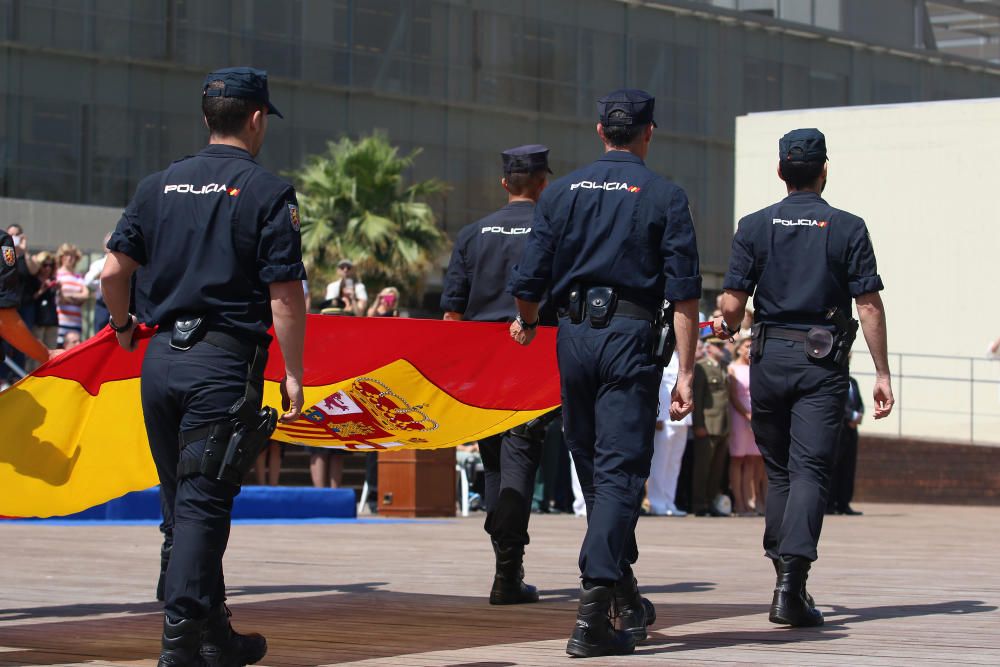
[377, 447, 456, 517]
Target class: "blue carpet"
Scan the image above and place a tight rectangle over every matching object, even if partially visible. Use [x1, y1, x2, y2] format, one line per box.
[19, 486, 358, 522]
[7, 517, 449, 526]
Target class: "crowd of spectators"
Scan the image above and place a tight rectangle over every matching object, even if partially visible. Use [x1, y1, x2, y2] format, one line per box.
[1, 224, 110, 386]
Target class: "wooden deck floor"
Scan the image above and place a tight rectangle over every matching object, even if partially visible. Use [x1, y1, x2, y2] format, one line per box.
[0, 503, 998, 666]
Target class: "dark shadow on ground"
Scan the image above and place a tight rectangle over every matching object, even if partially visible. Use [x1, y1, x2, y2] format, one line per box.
[0, 587, 745, 666]
[0, 582, 386, 621]
[0, 591, 991, 666]
[824, 599, 997, 625]
[540, 580, 716, 603]
[635, 599, 996, 657]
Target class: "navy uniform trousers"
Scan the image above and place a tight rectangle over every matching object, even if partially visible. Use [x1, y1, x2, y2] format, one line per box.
[141, 333, 264, 621]
[479, 429, 543, 547]
[558, 316, 660, 583]
[749, 338, 848, 562]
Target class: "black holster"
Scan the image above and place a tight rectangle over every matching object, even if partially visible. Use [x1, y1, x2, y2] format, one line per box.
[652, 300, 676, 366]
[750, 322, 766, 362]
[564, 288, 584, 324]
[509, 407, 562, 443]
[826, 307, 859, 368]
[177, 344, 276, 486]
[585, 287, 617, 328]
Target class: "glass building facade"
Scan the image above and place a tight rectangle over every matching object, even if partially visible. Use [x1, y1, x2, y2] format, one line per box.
[2, 0, 1000, 278]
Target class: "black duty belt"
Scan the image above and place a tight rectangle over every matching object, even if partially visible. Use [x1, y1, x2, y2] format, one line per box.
[156, 328, 259, 363]
[760, 326, 808, 343]
[558, 298, 655, 322]
[614, 300, 655, 322]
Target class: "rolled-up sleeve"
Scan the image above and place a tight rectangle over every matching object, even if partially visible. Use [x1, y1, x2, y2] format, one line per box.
[107, 181, 151, 265]
[722, 217, 757, 293]
[662, 188, 702, 302]
[258, 190, 307, 284]
[508, 195, 556, 302]
[440, 231, 470, 313]
[846, 220, 884, 297]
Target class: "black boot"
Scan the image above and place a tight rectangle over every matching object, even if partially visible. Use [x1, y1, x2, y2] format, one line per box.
[156, 542, 171, 602]
[157, 616, 208, 667]
[566, 584, 636, 658]
[771, 557, 815, 607]
[200, 603, 267, 667]
[612, 571, 656, 642]
[769, 556, 823, 627]
[489, 542, 539, 605]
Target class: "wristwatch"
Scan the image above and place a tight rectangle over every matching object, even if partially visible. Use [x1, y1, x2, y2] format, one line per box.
[719, 319, 737, 339]
[109, 314, 134, 333]
[515, 314, 539, 330]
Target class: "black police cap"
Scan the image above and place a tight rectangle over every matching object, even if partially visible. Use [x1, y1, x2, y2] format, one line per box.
[502, 144, 553, 174]
[597, 89, 657, 128]
[203, 67, 283, 119]
[779, 128, 827, 163]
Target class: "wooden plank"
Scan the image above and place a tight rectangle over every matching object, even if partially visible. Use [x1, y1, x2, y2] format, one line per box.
[0, 503, 997, 665]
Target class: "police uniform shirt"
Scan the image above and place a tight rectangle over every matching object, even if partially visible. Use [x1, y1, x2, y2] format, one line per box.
[0, 231, 19, 309]
[723, 191, 883, 325]
[509, 151, 701, 309]
[108, 144, 306, 344]
[441, 202, 536, 322]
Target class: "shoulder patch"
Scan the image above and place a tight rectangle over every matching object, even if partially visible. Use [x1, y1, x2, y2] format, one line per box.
[2, 245, 15, 267]
[288, 203, 300, 231]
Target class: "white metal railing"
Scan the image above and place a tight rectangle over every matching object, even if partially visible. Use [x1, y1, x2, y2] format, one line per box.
[849, 351, 1000, 445]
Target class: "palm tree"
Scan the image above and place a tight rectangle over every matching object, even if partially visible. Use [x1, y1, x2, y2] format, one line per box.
[289, 132, 449, 303]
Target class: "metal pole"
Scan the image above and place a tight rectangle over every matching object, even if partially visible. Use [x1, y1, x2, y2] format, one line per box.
[970, 357, 975, 442]
[897, 354, 903, 437]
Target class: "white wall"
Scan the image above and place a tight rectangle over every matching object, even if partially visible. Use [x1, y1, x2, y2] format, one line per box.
[734, 99, 1000, 444]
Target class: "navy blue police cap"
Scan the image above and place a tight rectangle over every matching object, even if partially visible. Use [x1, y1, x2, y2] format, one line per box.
[203, 67, 283, 118]
[502, 144, 553, 174]
[779, 128, 827, 163]
[597, 89, 657, 128]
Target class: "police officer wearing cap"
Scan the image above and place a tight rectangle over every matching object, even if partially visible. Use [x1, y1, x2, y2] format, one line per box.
[101, 67, 307, 667]
[713, 128, 893, 628]
[441, 144, 554, 605]
[509, 89, 701, 658]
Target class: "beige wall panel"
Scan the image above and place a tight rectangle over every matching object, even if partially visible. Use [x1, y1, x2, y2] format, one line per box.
[734, 99, 1000, 444]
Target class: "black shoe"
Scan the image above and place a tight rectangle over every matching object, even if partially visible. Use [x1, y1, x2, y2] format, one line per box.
[840, 505, 863, 516]
[566, 584, 636, 658]
[200, 604, 267, 667]
[771, 557, 815, 608]
[769, 556, 823, 627]
[612, 570, 656, 642]
[157, 616, 208, 667]
[489, 542, 539, 605]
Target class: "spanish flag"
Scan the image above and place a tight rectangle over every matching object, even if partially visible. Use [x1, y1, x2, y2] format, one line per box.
[0, 316, 559, 518]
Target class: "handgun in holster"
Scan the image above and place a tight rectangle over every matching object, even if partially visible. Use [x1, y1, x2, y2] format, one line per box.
[213, 397, 279, 485]
[180, 342, 278, 485]
[509, 407, 562, 443]
[652, 300, 676, 366]
[825, 306, 859, 368]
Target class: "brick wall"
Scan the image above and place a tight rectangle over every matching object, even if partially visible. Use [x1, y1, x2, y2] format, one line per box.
[856, 435, 1000, 505]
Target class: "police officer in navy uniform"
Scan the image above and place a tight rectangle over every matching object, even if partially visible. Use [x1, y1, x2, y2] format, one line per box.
[713, 128, 893, 627]
[1, 230, 53, 369]
[509, 90, 702, 658]
[441, 144, 554, 605]
[101, 67, 307, 667]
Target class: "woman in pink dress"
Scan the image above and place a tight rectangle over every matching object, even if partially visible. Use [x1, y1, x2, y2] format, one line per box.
[727, 337, 766, 515]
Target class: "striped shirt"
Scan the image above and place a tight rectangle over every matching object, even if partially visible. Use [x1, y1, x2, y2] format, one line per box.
[56, 268, 86, 333]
